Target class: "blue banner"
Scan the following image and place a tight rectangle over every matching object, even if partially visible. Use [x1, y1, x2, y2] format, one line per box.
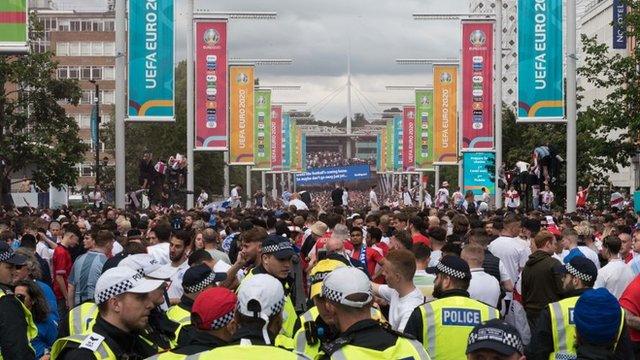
[90, 104, 98, 149]
[282, 113, 291, 171]
[295, 165, 371, 185]
[613, 0, 627, 49]
[393, 114, 403, 171]
[128, 0, 174, 121]
[302, 135, 307, 171]
[376, 135, 382, 172]
[517, 0, 564, 121]
[463, 152, 495, 200]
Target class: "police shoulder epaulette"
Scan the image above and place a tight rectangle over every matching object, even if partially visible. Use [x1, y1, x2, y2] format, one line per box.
[78, 333, 105, 352]
[380, 321, 416, 340]
[321, 334, 352, 355]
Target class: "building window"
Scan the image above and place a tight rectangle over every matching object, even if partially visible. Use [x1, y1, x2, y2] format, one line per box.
[81, 164, 94, 177]
[104, 42, 115, 56]
[70, 20, 80, 31]
[101, 91, 115, 105]
[59, 19, 70, 31]
[81, 91, 93, 105]
[56, 42, 69, 56]
[103, 66, 115, 80]
[81, 21, 92, 31]
[104, 21, 115, 31]
[57, 67, 68, 79]
[81, 67, 92, 80]
[69, 42, 80, 56]
[81, 42, 91, 56]
[68, 67, 79, 79]
[92, 42, 103, 55]
[92, 67, 102, 80]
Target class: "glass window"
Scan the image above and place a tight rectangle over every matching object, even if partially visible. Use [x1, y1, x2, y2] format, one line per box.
[69, 42, 80, 56]
[70, 21, 80, 31]
[92, 21, 103, 32]
[51, 19, 57, 30]
[81, 67, 92, 80]
[57, 67, 68, 79]
[81, 164, 94, 177]
[92, 67, 102, 79]
[104, 21, 115, 31]
[69, 67, 79, 79]
[81, 21, 92, 31]
[55, 42, 68, 56]
[101, 114, 111, 123]
[81, 91, 92, 104]
[102, 91, 115, 105]
[59, 19, 69, 31]
[104, 42, 115, 56]
[81, 42, 91, 56]
[92, 42, 103, 56]
[103, 66, 114, 80]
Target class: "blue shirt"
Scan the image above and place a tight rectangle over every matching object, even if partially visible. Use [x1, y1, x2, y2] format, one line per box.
[563, 247, 585, 264]
[33, 314, 58, 357]
[68, 250, 107, 305]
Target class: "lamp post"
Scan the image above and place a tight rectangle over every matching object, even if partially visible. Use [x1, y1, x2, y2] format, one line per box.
[89, 79, 101, 187]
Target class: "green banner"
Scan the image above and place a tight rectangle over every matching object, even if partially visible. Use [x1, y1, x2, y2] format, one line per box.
[253, 89, 272, 170]
[415, 89, 434, 169]
[385, 121, 393, 172]
[0, 0, 28, 54]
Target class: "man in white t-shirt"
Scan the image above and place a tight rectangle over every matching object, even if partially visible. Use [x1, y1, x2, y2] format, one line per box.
[371, 248, 424, 332]
[595, 235, 635, 298]
[88, 185, 104, 208]
[462, 244, 500, 308]
[288, 193, 309, 210]
[165, 230, 191, 303]
[369, 185, 379, 211]
[229, 184, 242, 208]
[401, 186, 413, 207]
[435, 181, 450, 209]
[487, 214, 530, 293]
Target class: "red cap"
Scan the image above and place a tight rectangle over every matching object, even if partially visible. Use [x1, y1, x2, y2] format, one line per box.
[192, 287, 237, 330]
[547, 225, 561, 236]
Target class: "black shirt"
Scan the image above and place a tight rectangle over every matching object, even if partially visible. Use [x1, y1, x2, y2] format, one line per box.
[58, 316, 158, 360]
[172, 325, 227, 355]
[320, 319, 407, 359]
[0, 284, 35, 360]
[331, 188, 343, 207]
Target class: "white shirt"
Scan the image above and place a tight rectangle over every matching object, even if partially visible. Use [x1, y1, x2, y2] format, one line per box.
[147, 242, 171, 265]
[468, 268, 501, 307]
[577, 246, 601, 269]
[289, 198, 309, 210]
[111, 241, 123, 256]
[213, 259, 244, 282]
[594, 258, 635, 299]
[424, 193, 433, 208]
[369, 190, 379, 208]
[377, 285, 425, 332]
[436, 188, 449, 207]
[428, 250, 442, 267]
[488, 236, 531, 287]
[166, 259, 190, 300]
[342, 190, 349, 206]
[402, 191, 413, 206]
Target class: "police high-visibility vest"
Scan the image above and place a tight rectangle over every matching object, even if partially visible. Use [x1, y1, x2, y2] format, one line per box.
[181, 344, 310, 359]
[68, 302, 99, 335]
[145, 351, 187, 360]
[50, 333, 116, 360]
[328, 337, 430, 360]
[418, 296, 499, 360]
[0, 289, 38, 360]
[548, 296, 625, 360]
[166, 304, 192, 346]
[243, 269, 297, 339]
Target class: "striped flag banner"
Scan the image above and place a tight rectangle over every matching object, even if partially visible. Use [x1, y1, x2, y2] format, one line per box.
[0, 0, 29, 54]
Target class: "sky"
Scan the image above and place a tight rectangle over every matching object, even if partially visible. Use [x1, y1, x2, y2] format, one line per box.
[56, 0, 469, 122]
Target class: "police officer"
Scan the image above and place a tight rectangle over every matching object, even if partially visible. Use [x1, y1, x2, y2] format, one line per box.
[316, 267, 430, 359]
[244, 234, 298, 339]
[527, 257, 633, 359]
[404, 255, 499, 360]
[166, 263, 226, 344]
[466, 319, 525, 360]
[51, 266, 165, 359]
[147, 287, 238, 358]
[188, 274, 309, 359]
[0, 242, 37, 359]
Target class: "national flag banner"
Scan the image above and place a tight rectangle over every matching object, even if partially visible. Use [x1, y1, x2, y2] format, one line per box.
[402, 106, 416, 172]
[393, 114, 403, 172]
[270, 105, 283, 171]
[518, 0, 564, 122]
[415, 89, 434, 170]
[253, 89, 272, 170]
[0, 0, 28, 54]
[195, 20, 228, 150]
[385, 121, 393, 172]
[128, 0, 174, 121]
[229, 65, 255, 164]
[462, 20, 494, 150]
[282, 113, 291, 171]
[433, 65, 458, 164]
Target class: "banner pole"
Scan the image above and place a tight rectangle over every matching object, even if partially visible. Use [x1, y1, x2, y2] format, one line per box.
[186, 0, 195, 209]
[114, 0, 126, 208]
[224, 152, 230, 197]
[261, 171, 266, 195]
[246, 165, 251, 208]
[494, 0, 503, 209]
[435, 166, 440, 192]
[566, 0, 577, 212]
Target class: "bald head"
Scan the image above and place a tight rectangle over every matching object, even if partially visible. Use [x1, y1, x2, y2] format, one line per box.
[326, 237, 345, 253]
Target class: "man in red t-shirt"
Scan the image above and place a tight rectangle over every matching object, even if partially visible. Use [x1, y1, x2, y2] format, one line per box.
[366, 227, 388, 283]
[620, 275, 640, 349]
[409, 216, 431, 248]
[52, 226, 79, 315]
[576, 184, 590, 209]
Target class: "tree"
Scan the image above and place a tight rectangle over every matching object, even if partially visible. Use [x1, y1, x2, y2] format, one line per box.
[0, 16, 86, 204]
[577, 0, 640, 190]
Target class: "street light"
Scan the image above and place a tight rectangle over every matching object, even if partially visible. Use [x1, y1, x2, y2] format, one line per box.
[413, 13, 495, 20]
[230, 58, 293, 66]
[194, 11, 277, 20]
[395, 58, 459, 65]
[385, 85, 433, 90]
[257, 85, 302, 91]
[88, 79, 101, 188]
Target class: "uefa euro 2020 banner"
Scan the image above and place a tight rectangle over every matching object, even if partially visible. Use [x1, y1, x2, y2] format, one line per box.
[0, 0, 28, 54]
[393, 114, 403, 172]
[402, 106, 416, 172]
[463, 151, 495, 200]
[128, 0, 175, 121]
[229, 65, 255, 165]
[415, 89, 434, 170]
[433, 65, 458, 164]
[282, 113, 291, 171]
[518, 0, 564, 122]
[253, 89, 272, 171]
[462, 21, 494, 150]
[385, 121, 393, 173]
[270, 105, 283, 171]
[195, 20, 228, 150]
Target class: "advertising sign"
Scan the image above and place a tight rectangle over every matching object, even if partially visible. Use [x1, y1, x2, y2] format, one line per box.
[282, 113, 291, 171]
[128, 0, 174, 121]
[433, 65, 458, 163]
[385, 121, 393, 172]
[402, 106, 416, 171]
[463, 151, 495, 199]
[518, 0, 564, 121]
[613, 0, 627, 49]
[393, 114, 403, 172]
[253, 89, 271, 170]
[270, 105, 283, 171]
[296, 165, 371, 185]
[229, 65, 254, 164]
[415, 89, 434, 170]
[0, 0, 28, 54]
[462, 21, 494, 150]
[195, 20, 227, 149]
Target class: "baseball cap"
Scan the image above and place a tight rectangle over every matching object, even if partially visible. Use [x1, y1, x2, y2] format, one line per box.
[237, 274, 285, 344]
[554, 256, 597, 285]
[182, 264, 226, 294]
[261, 234, 295, 260]
[94, 267, 165, 304]
[0, 242, 26, 266]
[331, 224, 350, 241]
[427, 255, 472, 281]
[310, 221, 328, 237]
[192, 287, 237, 330]
[574, 288, 623, 345]
[119, 254, 177, 280]
[321, 267, 372, 308]
[308, 259, 347, 298]
[466, 319, 524, 356]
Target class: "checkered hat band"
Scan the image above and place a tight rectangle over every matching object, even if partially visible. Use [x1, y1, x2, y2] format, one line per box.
[468, 329, 524, 354]
[210, 310, 235, 330]
[566, 263, 593, 282]
[0, 250, 13, 262]
[437, 262, 468, 280]
[238, 296, 286, 317]
[321, 286, 344, 303]
[308, 271, 330, 285]
[185, 272, 217, 294]
[96, 279, 134, 304]
[262, 242, 293, 254]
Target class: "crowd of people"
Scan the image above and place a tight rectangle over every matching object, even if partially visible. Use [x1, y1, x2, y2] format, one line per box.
[306, 151, 375, 169]
[1, 179, 640, 359]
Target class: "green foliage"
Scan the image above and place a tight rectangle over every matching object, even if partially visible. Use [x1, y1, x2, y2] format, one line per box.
[0, 16, 87, 201]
